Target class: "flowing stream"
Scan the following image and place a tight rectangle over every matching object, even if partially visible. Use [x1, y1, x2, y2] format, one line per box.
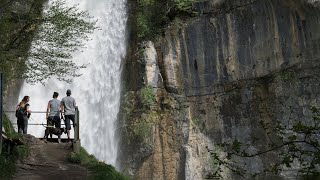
[16, 0, 127, 166]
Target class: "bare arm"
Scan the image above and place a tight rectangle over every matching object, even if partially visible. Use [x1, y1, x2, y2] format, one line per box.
[26, 105, 31, 113]
[60, 101, 64, 113]
[46, 101, 50, 119]
[60, 101, 65, 120]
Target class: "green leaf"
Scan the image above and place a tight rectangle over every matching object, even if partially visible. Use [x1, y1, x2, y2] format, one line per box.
[232, 139, 242, 153]
[282, 155, 293, 167]
[288, 135, 297, 141]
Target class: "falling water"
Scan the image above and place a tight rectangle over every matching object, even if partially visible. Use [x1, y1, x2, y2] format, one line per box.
[16, 0, 127, 166]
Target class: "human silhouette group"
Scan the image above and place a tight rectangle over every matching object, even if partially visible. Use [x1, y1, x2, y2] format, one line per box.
[16, 89, 77, 143]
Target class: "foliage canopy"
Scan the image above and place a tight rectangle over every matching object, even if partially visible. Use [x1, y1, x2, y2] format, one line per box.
[0, 0, 97, 84]
[26, 0, 97, 84]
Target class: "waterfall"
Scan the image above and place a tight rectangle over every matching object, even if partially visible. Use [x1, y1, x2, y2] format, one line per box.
[16, 0, 127, 166]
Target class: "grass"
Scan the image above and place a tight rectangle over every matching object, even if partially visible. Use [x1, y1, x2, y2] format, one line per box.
[68, 147, 128, 180]
[0, 145, 30, 179]
[0, 153, 16, 179]
[2, 114, 20, 139]
[1, 114, 30, 179]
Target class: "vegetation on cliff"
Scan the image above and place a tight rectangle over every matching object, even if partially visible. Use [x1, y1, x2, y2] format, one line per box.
[121, 86, 157, 145]
[68, 147, 128, 180]
[1, 114, 30, 179]
[131, 0, 198, 41]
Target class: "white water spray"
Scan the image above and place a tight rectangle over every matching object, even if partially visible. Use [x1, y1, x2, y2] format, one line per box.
[16, 0, 127, 166]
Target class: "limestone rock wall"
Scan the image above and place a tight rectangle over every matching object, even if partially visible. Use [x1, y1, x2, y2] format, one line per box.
[162, 0, 320, 96]
[118, 0, 320, 179]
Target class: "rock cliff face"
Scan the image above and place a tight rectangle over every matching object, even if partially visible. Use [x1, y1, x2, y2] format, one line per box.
[118, 0, 320, 179]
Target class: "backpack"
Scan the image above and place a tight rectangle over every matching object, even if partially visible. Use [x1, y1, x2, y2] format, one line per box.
[15, 106, 25, 118]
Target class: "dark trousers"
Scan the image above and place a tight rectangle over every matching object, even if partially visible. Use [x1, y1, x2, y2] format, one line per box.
[64, 115, 75, 130]
[47, 116, 61, 128]
[17, 116, 28, 134]
[48, 116, 61, 139]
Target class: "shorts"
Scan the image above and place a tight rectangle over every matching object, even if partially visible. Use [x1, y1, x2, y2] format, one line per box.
[64, 115, 75, 130]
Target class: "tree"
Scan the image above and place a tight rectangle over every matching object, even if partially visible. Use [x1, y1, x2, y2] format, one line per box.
[208, 106, 320, 179]
[0, 0, 97, 84]
[26, 0, 97, 84]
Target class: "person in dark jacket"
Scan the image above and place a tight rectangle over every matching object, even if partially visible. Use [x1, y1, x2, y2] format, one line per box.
[16, 96, 31, 134]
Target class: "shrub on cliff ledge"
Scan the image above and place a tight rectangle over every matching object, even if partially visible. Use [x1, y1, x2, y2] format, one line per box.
[134, 0, 198, 41]
[139, 85, 156, 108]
[175, 0, 197, 12]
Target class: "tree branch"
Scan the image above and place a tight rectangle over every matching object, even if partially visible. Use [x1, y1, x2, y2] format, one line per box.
[229, 140, 320, 158]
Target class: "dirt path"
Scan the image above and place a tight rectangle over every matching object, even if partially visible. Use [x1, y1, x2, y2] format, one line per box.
[13, 136, 89, 180]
